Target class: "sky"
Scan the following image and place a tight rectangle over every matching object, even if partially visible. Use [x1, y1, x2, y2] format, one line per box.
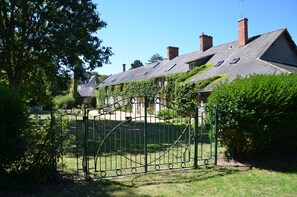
[93, 0, 297, 75]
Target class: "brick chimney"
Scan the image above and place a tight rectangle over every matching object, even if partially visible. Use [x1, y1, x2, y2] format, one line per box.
[200, 33, 213, 52]
[238, 18, 248, 46]
[167, 46, 179, 60]
[123, 64, 126, 72]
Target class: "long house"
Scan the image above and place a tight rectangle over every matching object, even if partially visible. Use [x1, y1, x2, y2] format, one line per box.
[96, 18, 297, 112]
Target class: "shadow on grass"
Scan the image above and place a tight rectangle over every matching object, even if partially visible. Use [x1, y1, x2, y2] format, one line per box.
[240, 154, 297, 173]
[0, 167, 248, 197]
[115, 166, 251, 188]
[0, 175, 139, 197]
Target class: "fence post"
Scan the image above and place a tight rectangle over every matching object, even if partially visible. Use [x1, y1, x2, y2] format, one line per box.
[50, 109, 56, 171]
[214, 104, 218, 165]
[83, 106, 89, 179]
[144, 95, 148, 173]
[194, 105, 199, 168]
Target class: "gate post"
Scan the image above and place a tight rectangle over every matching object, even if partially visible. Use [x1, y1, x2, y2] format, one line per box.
[214, 104, 218, 165]
[50, 109, 56, 171]
[144, 95, 148, 173]
[83, 106, 89, 179]
[194, 105, 199, 168]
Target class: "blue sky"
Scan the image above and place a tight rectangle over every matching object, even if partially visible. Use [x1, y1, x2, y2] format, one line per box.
[94, 0, 297, 75]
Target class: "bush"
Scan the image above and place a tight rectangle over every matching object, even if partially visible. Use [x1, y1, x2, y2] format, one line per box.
[0, 83, 29, 173]
[207, 74, 297, 159]
[156, 108, 178, 120]
[53, 95, 75, 109]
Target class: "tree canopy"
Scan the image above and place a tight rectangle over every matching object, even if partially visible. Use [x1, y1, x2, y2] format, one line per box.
[130, 60, 143, 69]
[147, 53, 164, 64]
[0, 0, 112, 91]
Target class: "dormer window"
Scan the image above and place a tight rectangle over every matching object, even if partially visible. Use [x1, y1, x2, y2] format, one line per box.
[187, 54, 215, 70]
[214, 60, 224, 67]
[230, 58, 240, 64]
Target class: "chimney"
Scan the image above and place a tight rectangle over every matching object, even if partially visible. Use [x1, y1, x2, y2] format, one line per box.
[238, 18, 248, 46]
[200, 33, 213, 52]
[167, 46, 179, 60]
[123, 64, 126, 72]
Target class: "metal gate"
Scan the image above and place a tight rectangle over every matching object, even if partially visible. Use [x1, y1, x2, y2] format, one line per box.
[57, 96, 218, 179]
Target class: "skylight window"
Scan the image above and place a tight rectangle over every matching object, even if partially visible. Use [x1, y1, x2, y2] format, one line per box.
[229, 58, 240, 64]
[151, 62, 160, 69]
[165, 64, 176, 72]
[126, 74, 134, 80]
[144, 72, 148, 75]
[214, 60, 224, 67]
[111, 79, 116, 82]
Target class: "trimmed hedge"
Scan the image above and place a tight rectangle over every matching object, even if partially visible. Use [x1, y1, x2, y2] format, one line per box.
[207, 74, 297, 159]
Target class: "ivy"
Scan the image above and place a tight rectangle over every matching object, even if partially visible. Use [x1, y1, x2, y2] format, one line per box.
[123, 79, 160, 97]
[96, 86, 106, 107]
[175, 75, 223, 115]
[96, 63, 221, 109]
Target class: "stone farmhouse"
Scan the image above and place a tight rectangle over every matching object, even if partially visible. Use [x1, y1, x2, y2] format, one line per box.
[96, 18, 297, 112]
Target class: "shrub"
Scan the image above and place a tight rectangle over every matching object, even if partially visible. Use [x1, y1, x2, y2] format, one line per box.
[0, 84, 75, 187]
[53, 95, 75, 109]
[0, 83, 28, 173]
[156, 108, 178, 120]
[207, 74, 297, 159]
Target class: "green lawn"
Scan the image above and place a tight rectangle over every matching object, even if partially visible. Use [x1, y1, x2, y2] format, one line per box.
[7, 159, 297, 197]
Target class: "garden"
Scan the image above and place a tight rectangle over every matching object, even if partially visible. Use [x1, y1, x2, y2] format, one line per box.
[1, 74, 297, 196]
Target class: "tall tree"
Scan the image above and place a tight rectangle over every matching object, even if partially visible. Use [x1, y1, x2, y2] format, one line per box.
[90, 71, 108, 83]
[147, 53, 164, 64]
[0, 0, 112, 90]
[130, 60, 143, 69]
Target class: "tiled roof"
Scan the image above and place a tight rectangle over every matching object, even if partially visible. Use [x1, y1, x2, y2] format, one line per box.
[97, 28, 297, 90]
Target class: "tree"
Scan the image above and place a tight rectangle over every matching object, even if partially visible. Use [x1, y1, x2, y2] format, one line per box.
[147, 53, 164, 64]
[0, 0, 112, 91]
[130, 60, 143, 69]
[90, 71, 108, 83]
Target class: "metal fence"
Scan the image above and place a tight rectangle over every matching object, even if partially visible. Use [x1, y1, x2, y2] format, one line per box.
[54, 95, 218, 179]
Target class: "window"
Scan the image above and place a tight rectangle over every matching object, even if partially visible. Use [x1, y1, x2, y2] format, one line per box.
[126, 74, 134, 80]
[165, 64, 176, 72]
[214, 60, 224, 67]
[229, 58, 240, 64]
[151, 62, 160, 69]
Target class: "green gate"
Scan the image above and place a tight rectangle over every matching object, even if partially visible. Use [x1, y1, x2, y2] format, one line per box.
[78, 96, 218, 179]
[54, 96, 218, 178]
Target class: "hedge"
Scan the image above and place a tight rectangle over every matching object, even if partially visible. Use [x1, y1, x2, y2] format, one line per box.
[0, 83, 28, 172]
[207, 74, 297, 159]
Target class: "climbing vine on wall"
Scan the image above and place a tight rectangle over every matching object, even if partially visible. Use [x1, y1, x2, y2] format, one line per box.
[175, 75, 224, 115]
[96, 64, 225, 108]
[123, 78, 160, 97]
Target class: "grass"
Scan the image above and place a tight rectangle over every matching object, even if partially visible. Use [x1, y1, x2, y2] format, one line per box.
[4, 158, 297, 197]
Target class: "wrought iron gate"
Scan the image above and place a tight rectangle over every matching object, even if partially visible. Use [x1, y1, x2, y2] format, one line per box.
[57, 96, 218, 179]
